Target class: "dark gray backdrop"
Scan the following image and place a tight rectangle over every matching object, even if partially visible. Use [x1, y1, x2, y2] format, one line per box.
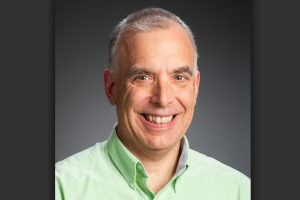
[55, 0, 251, 177]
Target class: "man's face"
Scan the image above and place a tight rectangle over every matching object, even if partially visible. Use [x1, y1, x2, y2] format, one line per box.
[105, 24, 200, 156]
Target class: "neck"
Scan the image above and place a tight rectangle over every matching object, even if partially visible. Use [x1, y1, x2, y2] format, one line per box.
[141, 145, 180, 194]
[130, 142, 181, 194]
[115, 129, 182, 194]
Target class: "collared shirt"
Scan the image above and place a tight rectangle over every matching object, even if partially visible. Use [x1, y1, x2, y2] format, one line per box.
[55, 126, 250, 200]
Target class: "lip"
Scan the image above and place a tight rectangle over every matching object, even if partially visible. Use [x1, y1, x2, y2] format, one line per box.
[143, 113, 175, 117]
[139, 113, 177, 130]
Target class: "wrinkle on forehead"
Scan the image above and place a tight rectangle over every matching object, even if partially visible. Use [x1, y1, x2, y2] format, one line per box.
[117, 24, 196, 76]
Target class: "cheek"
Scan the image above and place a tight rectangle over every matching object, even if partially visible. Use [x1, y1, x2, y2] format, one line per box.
[123, 86, 151, 108]
[177, 87, 197, 108]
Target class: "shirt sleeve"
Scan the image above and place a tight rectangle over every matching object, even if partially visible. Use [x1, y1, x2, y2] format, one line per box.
[240, 176, 251, 200]
[55, 174, 65, 200]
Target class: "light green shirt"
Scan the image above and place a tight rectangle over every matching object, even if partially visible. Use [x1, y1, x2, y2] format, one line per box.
[55, 127, 250, 200]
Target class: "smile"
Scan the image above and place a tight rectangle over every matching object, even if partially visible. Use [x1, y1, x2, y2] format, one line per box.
[143, 114, 175, 124]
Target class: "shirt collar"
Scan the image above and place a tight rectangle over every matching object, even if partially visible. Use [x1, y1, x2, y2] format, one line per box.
[106, 123, 190, 191]
[176, 135, 190, 175]
[106, 124, 139, 189]
[173, 135, 190, 193]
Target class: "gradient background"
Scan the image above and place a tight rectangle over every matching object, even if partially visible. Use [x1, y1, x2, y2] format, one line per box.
[55, 0, 251, 177]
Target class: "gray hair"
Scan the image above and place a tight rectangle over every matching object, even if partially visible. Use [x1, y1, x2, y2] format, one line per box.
[108, 7, 198, 72]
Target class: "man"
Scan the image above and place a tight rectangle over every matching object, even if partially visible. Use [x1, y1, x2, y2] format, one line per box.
[55, 7, 250, 199]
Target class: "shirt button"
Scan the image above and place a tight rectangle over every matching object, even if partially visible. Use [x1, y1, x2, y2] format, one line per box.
[137, 164, 143, 171]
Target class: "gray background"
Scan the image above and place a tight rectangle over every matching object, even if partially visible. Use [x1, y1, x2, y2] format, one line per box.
[55, 0, 251, 177]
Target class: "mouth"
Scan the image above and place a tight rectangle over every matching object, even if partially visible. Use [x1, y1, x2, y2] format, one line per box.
[142, 114, 176, 124]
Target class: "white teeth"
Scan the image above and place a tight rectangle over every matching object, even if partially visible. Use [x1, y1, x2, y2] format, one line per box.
[156, 117, 161, 123]
[144, 115, 173, 124]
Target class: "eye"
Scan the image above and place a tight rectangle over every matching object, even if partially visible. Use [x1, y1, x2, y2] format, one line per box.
[175, 75, 186, 80]
[135, 75, 149, 81]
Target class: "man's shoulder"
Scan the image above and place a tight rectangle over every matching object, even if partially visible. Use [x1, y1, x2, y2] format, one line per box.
[184, 149, 250, 199]
[55, 141, 109, 177]
[55, 140, 125, 199]
[188, 149, 250, 183]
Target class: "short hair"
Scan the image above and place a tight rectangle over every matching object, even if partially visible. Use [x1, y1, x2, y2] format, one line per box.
[108, 7, 198, 72]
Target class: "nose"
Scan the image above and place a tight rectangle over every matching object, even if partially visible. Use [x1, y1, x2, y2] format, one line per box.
[150, 78, 174, 108]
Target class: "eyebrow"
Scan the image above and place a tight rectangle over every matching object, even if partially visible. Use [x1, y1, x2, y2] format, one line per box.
[127, 65, 194, 78]
[127, 67, 156, 78]
[173, 66, 193, 76]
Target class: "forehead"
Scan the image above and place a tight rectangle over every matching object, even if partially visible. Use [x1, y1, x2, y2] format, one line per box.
[117, 24, 196, 72]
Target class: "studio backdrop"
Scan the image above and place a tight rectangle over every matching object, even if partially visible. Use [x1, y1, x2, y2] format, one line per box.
[55, 0, 251, 177]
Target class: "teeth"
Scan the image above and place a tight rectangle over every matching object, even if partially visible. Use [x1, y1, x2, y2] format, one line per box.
[144, 114, 173, 124]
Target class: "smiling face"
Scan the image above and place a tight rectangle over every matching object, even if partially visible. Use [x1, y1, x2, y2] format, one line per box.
[104, 23, 200, 157]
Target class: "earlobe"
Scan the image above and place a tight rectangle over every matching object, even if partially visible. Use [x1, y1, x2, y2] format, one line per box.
[194, 70, 201, 104]
[104, 69, 117, 105]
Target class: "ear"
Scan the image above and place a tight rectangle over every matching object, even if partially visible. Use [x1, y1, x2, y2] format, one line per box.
[194, 70, 201, 104]
[104, 69, 117, 105]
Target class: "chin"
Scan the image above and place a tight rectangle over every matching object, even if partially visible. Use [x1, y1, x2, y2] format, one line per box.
[141, 135, 180, 151]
